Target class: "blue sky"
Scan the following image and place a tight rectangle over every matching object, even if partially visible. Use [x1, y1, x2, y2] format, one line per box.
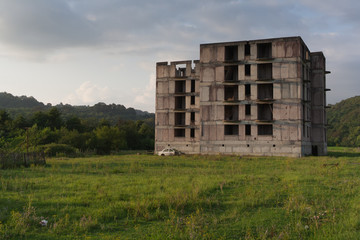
[0, 0, 359, 112]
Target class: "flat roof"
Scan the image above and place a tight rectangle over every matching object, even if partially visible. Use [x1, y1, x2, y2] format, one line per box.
[200, 36, 304, 46]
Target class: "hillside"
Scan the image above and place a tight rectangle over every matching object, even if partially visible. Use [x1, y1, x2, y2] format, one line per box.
[0, 92, 154, 123]
[0, 92, 45, 109]
[327, 96, 360, 146]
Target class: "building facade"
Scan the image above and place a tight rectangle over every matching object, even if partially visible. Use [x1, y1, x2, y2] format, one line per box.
[155, 37, 329, 157]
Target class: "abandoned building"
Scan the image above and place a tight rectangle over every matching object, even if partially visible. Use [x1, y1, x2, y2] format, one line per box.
[155, 36, 329, 157]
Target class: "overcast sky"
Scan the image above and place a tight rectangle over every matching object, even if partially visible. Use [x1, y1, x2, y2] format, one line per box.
[0, 0, 359, 112]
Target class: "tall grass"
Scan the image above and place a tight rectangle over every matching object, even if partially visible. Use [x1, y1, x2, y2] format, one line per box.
[0, 147, 359, 239]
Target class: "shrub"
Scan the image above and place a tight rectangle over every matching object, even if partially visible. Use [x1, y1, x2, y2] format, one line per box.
[40, 143, 78, 157]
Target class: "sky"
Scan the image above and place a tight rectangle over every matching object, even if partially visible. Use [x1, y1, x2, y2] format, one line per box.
[0, 0, 359, 112]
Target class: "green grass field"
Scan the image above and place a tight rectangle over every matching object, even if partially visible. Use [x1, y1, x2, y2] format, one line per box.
[1, 147, 360, 239]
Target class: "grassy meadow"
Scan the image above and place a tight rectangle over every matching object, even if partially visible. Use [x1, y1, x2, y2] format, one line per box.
[0, 147, 360, 239]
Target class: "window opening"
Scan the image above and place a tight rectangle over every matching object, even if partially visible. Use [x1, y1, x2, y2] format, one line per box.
[190, 128, 195, 138]
[257, 84, 273, 100]
[174, 128, 185, 137]
[258, 104, 273, 121]
[245, 43, 250, 56]
[191, 95, 195, 105]
[245, 64, 251, 76]
[258, 125, 273, 135]
[245, 84, 251, 98]
[224, 65, 238, 81]
[225, 45, 238, 61]
[245, 104, 251, 116]
[191, 112, 195, 123]
[175, 96, 185, 110]
[224, 85, 238, 101]
[245, 124, 251, 136]
[175, 112, 185, 126]
[191, 79, 195, 92]
[224, 125, 239, 135]
[175, 80, 186, 93]
[175, 64, 186, 77]
[257, 43, 272, 59]
[224, 105, 238, 121]
[257, 63, 272, 80]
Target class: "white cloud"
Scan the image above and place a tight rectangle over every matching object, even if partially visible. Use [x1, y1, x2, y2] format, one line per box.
[65, 81, 110, 105]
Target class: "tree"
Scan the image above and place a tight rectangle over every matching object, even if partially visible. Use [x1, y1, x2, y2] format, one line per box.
[31, 111, 48, 129]
[0, 110, 12, 139]
[47, 107, 63, 130]
[94, 126, 127, 154]
[65, 116, 84, 132]
[13, 115, 30, 129]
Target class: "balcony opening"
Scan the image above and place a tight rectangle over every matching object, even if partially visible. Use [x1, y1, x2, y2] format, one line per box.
[245, 84, 251, 98]
[175, 96, 185, 110]
[245, 64, 251, 76]
[258, 104, 273, 121]
[257, 63, 272, 80]
[258, 84, 273, 100]
[245, 124, 251, 136]
[175, 64, 186, 77]
[191, 112, 195, 123]
[245, 104, 251, 116]
[191, 95, 195, 105]
[175, 112, 185, 126]
[258, 124, 273, 135]
[224, 85, 238, 101]
[245, 43, 250, 56]
[224, 125, 239, 135]
[257, 43, 272, 59]
[190, 128, 195, 138]
[225, 45, 238, 61]
[191, 79, 195, 92]
[224, 105, 238, 121]
[224, 65, 238, 81]
[174, 128, 185, 137]
[175, 80, 186, 93]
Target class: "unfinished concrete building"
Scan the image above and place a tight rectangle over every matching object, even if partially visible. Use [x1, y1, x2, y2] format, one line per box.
[155, 37, 329, 157]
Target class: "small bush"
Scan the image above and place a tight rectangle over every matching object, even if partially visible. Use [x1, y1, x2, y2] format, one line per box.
[40, 143, 78, 157]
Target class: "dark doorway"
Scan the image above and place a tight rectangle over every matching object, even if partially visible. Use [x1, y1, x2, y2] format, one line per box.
[312, 145, 318, 156]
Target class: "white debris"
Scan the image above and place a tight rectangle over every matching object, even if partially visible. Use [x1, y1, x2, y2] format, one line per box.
[40, 219, 48, 226]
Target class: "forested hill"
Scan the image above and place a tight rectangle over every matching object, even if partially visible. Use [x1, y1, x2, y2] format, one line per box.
[0, 92, 45, 108]
[327, 96, 360, 147]
[0, 92, 154, 123]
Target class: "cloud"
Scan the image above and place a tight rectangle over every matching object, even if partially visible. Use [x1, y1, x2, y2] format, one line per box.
[132, 73, 156, 111]
[65, 81, 110, 105]
[0, 0, 359, 108]
[0, 0, 99, 51]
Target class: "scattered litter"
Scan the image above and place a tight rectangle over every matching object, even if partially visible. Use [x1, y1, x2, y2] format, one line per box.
[40, 219, 48, 226]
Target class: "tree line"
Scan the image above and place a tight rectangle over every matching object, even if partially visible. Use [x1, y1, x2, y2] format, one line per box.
[327, 96, 360, 147]
[0, 107, 154, 156]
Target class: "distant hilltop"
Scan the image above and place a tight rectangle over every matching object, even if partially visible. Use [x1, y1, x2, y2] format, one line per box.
[0, 92, 154, 123]
[0, 92, 45, 109]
